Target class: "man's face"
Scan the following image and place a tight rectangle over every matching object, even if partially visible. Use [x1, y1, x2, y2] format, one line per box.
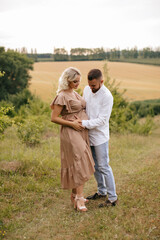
[88, 78, 103, 93]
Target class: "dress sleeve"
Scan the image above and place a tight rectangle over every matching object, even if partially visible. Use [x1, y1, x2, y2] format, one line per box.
[50, 94, 72, 112]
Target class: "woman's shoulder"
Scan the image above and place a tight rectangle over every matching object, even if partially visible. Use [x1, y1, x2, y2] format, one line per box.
[57, 90, 65, 96]
[59, 90, 71, 97]
[50, 92, 66, 109]
[55, 91, 70, 100]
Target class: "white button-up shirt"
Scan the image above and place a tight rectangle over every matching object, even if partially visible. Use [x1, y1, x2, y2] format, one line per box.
[82, 84, 113, 146]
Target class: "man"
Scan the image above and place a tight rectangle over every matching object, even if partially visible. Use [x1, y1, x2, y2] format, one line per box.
[76, 69, 118, 207]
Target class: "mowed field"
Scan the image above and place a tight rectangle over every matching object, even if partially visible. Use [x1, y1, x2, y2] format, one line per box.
[29, 61, 160, 102]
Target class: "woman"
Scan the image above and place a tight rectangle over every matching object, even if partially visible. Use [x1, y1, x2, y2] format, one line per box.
[50, 67, 95, 212]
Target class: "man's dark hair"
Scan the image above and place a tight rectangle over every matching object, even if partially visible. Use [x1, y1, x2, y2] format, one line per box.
[88, 69, 102, 80]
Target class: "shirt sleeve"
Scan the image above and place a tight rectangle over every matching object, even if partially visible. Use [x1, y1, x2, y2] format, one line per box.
[82, 94, 113, 129]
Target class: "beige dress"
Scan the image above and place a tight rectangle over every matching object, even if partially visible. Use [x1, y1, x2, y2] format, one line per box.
[50, 90, 95, 189]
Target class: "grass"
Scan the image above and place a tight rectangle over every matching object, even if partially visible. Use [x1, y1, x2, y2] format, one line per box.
[0, 117, 160, 240]
[29, 61, 160, 102]
[35, 58, 160, 66]
[108, 58, 160, 66]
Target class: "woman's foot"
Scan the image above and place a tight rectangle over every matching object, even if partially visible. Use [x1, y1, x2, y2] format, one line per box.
[74, 195, 88, 212]
[71, 192, 89, 204]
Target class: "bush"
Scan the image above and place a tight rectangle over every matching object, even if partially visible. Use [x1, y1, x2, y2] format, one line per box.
[0, 106, 14, 138]
[0, 90, 51, 124]
[17, 116, 47, 146]
[0, 100, 16, 117]
[0, 71, 5, 77]
[0, 88, 35, 117]
[129, 99, 160, 118]
[17, 96, 51, 117]
[103, 62, 154, 135]
[128, 117, 154, 135]
[7, 88, 35, 111]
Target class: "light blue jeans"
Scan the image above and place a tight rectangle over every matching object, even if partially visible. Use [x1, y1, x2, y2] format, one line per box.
[91, 141, 117, 201]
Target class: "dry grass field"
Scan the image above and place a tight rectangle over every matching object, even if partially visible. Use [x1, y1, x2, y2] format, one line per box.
[29, 61, 160, 102]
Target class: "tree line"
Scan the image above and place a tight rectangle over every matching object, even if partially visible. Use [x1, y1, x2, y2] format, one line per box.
[9, 46, 160, 62]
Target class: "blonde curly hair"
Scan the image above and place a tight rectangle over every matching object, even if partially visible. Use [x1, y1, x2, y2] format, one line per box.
[57, 67, 81, 94]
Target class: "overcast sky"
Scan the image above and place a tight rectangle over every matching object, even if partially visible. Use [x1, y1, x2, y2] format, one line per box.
[0, 0, 160, 53]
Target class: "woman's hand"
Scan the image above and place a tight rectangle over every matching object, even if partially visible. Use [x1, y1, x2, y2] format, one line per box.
[51, 105, 84, 131]
[74, 115, 82, 123]
[70, 120, 85, 131]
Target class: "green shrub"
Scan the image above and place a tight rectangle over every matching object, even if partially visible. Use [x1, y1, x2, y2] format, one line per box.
[0, 71, 5, 77]
[129, 99, 160, 118]
[17, 116, 47, 146]
[7, 88, 34, 111]
[17, 96, 50, 117]
[0, 106, 14, 138]
[128, 117, 154, 135]
[0, 100, 16, 117]
[103, 62, 154, 135]
[0, 88, 36, 117]
[0, 90, 50, 124]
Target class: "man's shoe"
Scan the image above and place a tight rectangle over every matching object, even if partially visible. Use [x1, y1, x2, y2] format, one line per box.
[99, 199, 118, 208]
[86, 192, 106, 200]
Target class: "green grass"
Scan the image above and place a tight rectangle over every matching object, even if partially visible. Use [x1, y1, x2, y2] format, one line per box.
[35, 57, 160, 66]
[108, 58, 160, 66]
[36, 58, 54, 62]
[0, 117, 160, 240]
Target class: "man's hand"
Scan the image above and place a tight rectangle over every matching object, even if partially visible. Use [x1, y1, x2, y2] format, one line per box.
[68, 116, 84, 131]
[71, 119, 84, 131]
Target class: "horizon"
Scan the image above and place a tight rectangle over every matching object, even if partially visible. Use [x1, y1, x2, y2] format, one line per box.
[2, 45, 160, 54]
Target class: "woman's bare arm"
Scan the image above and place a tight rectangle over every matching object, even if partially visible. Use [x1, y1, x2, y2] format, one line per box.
[51, 105, 84, 131]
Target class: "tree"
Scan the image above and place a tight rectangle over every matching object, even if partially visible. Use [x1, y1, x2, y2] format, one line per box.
[0, 48, 33, 100]
[21, 47, 28, 54]
[70, 48, 106, 61]
[34, 48, 38, 62]
[53, 48, 68, 61]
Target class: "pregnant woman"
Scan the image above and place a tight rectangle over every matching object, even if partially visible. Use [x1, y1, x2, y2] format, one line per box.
[50, 67, 95, 212]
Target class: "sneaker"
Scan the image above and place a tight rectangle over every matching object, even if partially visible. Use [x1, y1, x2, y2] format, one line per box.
[86, 192, 106, 200]
[99, 199, 118, 208]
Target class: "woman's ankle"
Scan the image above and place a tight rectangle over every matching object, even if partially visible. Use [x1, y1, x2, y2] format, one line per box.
[76, 194, 83, 199]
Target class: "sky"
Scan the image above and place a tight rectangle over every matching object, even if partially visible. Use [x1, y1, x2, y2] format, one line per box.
[0, 0, 160, 53]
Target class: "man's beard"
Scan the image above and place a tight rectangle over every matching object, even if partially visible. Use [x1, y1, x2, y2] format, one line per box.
[92, 84, 101, 93]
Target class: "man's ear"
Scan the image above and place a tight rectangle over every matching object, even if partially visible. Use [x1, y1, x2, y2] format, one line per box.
[101, 79, 104, 84]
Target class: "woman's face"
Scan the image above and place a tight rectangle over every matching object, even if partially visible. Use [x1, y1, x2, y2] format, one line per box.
[69, 74, 81, 89]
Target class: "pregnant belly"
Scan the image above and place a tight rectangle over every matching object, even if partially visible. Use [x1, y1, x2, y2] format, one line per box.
[62, 110, 88, 121]
[78, 110, 88, 120]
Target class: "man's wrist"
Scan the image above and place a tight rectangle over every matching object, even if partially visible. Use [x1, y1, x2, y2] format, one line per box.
[82, 120, 87, 127]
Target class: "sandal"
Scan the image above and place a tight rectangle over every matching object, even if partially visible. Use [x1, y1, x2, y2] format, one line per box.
[74, 195, 88, 212]
[71, 192, 89, 204]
